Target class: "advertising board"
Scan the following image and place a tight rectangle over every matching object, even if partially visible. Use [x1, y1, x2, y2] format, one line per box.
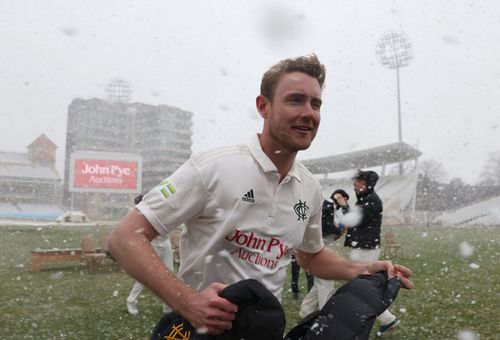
[69, 152, 142, 193]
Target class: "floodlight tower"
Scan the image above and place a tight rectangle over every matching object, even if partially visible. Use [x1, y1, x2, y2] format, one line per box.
[105, 78, 132, 103]
[376, 30, 413, 174]
[105, 78, 136, 150]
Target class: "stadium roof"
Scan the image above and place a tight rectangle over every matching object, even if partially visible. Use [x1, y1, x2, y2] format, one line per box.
[302, 141, 422, 174]
[0, 163, 60, 180]
[0, 151, 29, 165]
[0, 151, 60, 181]
[28, 133, 57, 149]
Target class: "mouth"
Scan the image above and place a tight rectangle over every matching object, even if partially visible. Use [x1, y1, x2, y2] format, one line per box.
[293, 125, 313, 133]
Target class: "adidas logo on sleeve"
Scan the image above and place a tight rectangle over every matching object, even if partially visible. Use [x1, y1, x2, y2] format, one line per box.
[242, 189, 255, 203]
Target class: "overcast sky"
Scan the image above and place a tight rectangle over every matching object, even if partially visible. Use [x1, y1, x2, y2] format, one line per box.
[1, 0, 499, 184]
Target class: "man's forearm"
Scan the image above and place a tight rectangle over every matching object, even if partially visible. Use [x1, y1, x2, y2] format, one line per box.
[295, 248, 367, 281]
[109, 210, 240, 334]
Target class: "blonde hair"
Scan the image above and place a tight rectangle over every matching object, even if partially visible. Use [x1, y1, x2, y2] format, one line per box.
[260, 54, 326, 101]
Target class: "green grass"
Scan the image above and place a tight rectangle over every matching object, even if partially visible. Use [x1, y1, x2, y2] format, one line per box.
[0, 224, 498, 339]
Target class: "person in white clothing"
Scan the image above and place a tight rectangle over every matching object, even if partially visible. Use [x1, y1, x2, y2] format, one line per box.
[126, 194, 175, 315]
[108, 54, 413, 335]
[126, 234, 174, 315]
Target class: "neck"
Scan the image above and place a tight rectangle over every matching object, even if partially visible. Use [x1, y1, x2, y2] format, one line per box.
[258, 134, 297, 182]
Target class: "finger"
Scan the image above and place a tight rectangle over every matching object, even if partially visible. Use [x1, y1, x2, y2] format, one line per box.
[196, 324, 226, 336]
[394, 264, 413, 277]
[397, 274, 414, 289]
[208, 299, 238, 322]
[210, 282, 229, 293]
[208, 310, 236, 323]
[193, 310, 234, 335]
[205, 317, 233, 331]
[209, 283, 238, 311]
[379, 260, 396, 277]
[364, 260, 390, 276]
[198, 312, 234, 336]
[211, 296, 238, 314]
[205, 326, 227, 335]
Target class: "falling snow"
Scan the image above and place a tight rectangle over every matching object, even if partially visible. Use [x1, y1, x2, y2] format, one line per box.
[49, 272, 64, 280]
[340, 206, 362, 226]
[459, 241, 474, 258]
[218, 250, 231, 258]
[457, 330, 479, 340]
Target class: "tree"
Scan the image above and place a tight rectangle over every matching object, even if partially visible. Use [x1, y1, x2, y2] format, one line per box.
[479, 150, 500, 185]
[443, 177, 467, 208]
[416, 159, 447, 212]
[417, 158, 447, 183]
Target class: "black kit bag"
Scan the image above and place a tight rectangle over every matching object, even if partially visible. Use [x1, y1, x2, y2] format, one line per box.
[284, 272, 402, 340]
[151, 279, 286, 340]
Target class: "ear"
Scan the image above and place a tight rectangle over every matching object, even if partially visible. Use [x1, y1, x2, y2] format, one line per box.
[256, 95, 270, 118]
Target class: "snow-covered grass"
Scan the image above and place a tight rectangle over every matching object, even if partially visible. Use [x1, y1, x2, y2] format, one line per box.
[0, 224, 498, 339]
[282, 225, 499, 339]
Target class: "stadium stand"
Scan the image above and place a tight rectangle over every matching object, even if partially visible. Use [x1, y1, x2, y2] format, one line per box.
[302, 142, 421, 225]
[0, 134, 63, 221]
[434, 196, 500, 226]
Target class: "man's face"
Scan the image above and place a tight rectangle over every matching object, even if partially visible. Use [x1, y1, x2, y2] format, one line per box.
[260, 71, 322, 153]
[353, 178, 366, 194]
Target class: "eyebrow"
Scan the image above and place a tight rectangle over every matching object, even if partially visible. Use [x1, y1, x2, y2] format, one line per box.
[285, 92, 323, 106]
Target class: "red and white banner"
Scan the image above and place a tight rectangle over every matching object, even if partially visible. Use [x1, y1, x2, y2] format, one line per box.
[69, 152, 142, 193]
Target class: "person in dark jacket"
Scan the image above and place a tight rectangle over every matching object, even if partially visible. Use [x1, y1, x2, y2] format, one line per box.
[337, 169, 400, 337]
[344, 170, 382, 249]
[323, 189, 351, 240]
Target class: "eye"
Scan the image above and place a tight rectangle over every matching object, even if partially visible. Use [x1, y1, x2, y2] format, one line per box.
[311, 100, 322, 110]
[288, 96, 302, 104]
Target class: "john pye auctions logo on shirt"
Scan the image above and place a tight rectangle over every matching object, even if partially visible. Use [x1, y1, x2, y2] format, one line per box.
[225, 228, 290, 269]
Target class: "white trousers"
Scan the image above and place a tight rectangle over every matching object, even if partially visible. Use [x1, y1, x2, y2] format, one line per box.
[299, 235, 337, 318]
[349, 248, 397, 325]
[299, 277, 335, 318]
[126, 238, 174, 312]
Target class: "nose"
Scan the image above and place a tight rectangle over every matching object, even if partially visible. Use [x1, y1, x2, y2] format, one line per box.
[301, 101, 318, 120]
